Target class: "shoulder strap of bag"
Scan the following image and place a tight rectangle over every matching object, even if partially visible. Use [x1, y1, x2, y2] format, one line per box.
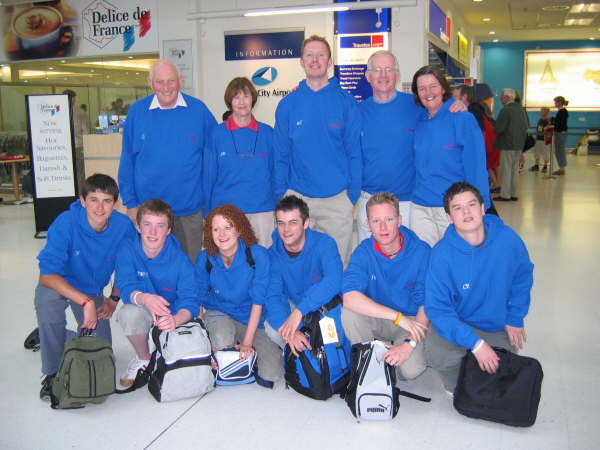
[205, 246, 254, 275]
[318, 295, 342, 316]
[397, 389, 431, 403]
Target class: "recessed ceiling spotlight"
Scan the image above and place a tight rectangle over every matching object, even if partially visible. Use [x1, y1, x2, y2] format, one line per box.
[473, 0, 483, 3]
[128, 56, 133, 59]
[489, 31, 496, 35]
[591, 37, 596, 40]
[483, 17, 491, 22]
[60, 60, 66, 63]
[48, 67, 53, 70]
[493, 39, 499, 42]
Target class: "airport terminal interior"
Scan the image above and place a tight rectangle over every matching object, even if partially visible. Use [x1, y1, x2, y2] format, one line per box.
[1, 152, 599, 449]
[1, 0, 600, 448]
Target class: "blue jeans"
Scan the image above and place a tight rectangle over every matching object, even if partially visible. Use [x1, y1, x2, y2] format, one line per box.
[554, 131, 567, 168]
[34, 284, 111, 375]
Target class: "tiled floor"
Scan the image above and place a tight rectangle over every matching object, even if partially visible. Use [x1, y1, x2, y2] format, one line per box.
[1, 153, 598, 450]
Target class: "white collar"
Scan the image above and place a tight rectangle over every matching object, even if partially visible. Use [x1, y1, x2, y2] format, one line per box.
[149, 91, 187, 110]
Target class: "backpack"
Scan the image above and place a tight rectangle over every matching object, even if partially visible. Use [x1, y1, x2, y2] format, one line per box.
[147, 319, 215, 402]
[343, 340, 400, 421]
[453, 347, 543, 427]
[283, 296, 351, 400]
[50, 328, 115, 409]
[206, 246, 254, 273]
[343, 340, 432, 422]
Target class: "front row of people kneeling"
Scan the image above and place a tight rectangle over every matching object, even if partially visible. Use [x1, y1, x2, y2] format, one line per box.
[34, 174, 539, 425]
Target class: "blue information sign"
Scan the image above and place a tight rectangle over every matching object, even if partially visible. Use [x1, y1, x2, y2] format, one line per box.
[224, 31, 304, 61]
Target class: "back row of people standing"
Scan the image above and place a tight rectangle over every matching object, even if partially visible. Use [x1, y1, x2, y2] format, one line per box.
[118, 36, 491, 266]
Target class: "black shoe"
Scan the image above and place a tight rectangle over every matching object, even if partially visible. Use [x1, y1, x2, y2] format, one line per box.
[493, 196, 511, 202]
[40, 374, 55, 401]
[511, 197, 518, 201]
[490, 187, 500, 194]
[541, 166, 548, 173]
[529, 165, 539, 172]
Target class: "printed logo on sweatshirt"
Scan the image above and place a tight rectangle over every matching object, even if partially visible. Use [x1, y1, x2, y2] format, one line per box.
[370, 274, 376, 281]
[404, 281, 415, 290]
[161, 281, 175, 292]
[220, 151, 227, 157]
[328, 118, 342, 129]
[74, 249, 81, 256]
[137, 271, 148, 277]
[296, 120, 303, 126]
[311, 270, 323, 283]
[462, 283, 470, 290]
[186, 136, 198, 141]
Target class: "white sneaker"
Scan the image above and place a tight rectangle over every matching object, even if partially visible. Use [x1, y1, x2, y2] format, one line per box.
[120, 356, 149, 387]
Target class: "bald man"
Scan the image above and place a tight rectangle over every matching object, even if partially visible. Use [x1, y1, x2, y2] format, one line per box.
[119, 60, 217, 261]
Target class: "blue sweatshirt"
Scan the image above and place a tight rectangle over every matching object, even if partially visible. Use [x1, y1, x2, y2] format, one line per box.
[359, 92, 419, 201]
[195, 239, 270, 327]
[265, 228, 342, 330]
[37, 201, 135, 295]
[115, 234, 200, 318]
[343, 226, 430, 315]
[412, 98, 491, 209]
[273, 77, 362, 204]
[425, 214, 534, 349]
[119, 93, 217, 216]
[204, 120, 275, 213]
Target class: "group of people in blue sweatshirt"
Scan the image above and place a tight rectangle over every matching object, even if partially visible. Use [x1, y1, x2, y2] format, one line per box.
[33, 35, 534, 404]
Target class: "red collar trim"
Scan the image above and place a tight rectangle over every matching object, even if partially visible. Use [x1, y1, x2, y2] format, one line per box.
[226, 115, 259, 131]
[373, 231, 404, 259]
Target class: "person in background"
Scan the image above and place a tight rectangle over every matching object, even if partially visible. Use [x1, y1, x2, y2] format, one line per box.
[529, 107, 552, 173]
[118, 60, 217, 262]
[552, 96, 569, 176]
[63, 90, 90, 194]
[474, 84, 500, 194]
[409, 65, 490, 247]
[493, 88, 528, 202]
[204, 77, 276, 247]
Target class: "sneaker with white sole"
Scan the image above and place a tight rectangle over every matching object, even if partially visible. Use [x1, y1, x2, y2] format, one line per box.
[40, 373, 55, 401]
[120, 357, 149, 387]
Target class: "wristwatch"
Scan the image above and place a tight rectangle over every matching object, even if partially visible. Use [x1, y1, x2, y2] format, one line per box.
[404, 338, 417, 349]
[109, 295, 120, 302]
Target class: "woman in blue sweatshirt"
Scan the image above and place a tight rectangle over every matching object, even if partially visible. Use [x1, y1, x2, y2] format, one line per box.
[204, 77, 276, 247]
[409, 65, 490, 247]
[195, 204, 282, 382]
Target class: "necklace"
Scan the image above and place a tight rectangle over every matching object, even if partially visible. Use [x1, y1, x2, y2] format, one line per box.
[229, 127, 258, 157]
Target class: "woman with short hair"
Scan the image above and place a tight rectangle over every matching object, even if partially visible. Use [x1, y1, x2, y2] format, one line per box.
[204, 77, 276, 247]
[409, 65, 491, 246]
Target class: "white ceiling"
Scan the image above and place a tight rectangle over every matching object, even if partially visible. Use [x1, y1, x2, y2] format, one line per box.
[449, 0, 600, 42]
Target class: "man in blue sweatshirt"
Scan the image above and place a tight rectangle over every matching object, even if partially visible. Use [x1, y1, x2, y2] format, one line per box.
[343, 192, 430, 379]
[115, 198, 200, 387]
[358, 51, 465, 243]
[265, 195, 343, 356]
[425, 182, 533, 393]
[35, 174, 136, 400]
[273, 35, 361, 267]
[118, 60, 216, 262]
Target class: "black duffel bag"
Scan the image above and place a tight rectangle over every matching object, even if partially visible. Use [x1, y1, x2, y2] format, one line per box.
[453, 347, 543, 427]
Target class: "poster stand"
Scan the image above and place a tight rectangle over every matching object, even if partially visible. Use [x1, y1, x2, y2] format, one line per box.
[25, 94, 78, 238]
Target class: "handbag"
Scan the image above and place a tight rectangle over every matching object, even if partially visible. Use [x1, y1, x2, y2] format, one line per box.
[453, 347, 543, 427]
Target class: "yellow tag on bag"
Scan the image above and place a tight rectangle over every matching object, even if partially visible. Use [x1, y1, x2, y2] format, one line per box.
[319, 316, 339, 344]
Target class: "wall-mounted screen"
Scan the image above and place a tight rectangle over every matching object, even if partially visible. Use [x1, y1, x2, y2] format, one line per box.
[524, 50, 600, 110]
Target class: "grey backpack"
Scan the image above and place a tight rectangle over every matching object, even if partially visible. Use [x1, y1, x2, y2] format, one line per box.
[147, 319, 215, 402]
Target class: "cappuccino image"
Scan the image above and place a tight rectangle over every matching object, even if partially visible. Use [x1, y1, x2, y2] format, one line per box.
[13, 6, 61, 40]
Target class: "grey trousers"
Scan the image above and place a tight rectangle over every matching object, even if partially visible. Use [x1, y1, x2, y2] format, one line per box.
[426, 324, 512, 391]
[204, 310, 283, 382]
[286, 189, 354, 267]
[172, 208, 204, 263]
[409, 203, 449, 247]
[500, 150, 521, 199]
[246, 211, 274, 248]
[341, 307, 426, 380]
[34, 283, 111, 375]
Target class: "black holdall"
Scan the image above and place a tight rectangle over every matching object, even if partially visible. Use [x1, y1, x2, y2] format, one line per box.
[453, 347, 543, 427]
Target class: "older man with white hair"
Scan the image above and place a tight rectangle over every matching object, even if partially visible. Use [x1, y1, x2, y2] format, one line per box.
[119, 60, 217, 261]
[493, 88, 528, 202]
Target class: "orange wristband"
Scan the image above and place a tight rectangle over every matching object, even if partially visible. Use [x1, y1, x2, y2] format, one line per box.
[81, 297, 93, 308]
[393, 311, 403, 326]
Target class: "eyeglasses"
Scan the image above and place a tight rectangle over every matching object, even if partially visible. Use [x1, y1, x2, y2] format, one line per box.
[369, 67, 396, 74]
